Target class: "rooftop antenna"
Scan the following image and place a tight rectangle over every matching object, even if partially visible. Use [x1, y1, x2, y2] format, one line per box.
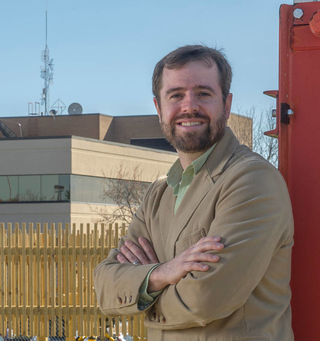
[40, 0, 54, 115]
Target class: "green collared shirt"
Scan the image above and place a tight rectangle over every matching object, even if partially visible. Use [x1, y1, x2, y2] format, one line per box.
[137, 144, 216, 310]
[167, 144, 216, 214]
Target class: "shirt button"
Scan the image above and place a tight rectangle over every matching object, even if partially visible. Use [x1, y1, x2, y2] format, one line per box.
[117, 297, 122, 304]
[162, 316, 166, 323]
[124, 296, 127, 304]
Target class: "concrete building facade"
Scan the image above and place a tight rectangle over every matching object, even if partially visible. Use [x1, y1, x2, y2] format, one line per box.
[0, 113, 252, 225]
[0, 135, 177, 225]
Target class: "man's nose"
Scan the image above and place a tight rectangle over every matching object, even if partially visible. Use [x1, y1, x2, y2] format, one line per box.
[181, 94, 199, 113]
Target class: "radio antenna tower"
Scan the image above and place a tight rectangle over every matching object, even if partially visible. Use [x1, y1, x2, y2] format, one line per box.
[40, 1, 54, 115]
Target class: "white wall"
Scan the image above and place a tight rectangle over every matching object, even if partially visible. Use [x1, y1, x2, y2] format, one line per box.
[0, 138, 72, 175]
[71, 136, 177, 181]
[0, 202, 71, 225]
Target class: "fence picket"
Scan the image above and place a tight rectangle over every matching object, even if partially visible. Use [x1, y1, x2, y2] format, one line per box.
[36, 223, 41, 336]
[65, 223, 70, 338]
[86, 224, 91, 336]
[43, 223, 49, 337]
[58, 223, 63, 337]
[8, 223, 13, 338]
[0, 223, 5, 336]
[93, 224, 98, 337]
[14, 223, 19, 337]
[50, 223, 55, 338]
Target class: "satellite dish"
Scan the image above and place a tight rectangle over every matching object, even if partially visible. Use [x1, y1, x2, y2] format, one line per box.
[68, 102, 83, 115]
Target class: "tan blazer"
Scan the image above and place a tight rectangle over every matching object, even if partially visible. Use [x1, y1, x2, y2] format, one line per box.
[94, 128, 294, 341]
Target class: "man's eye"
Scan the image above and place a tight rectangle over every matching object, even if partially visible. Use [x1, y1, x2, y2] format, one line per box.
[170, 93, 183, 99]
[198, 92, 211, 97]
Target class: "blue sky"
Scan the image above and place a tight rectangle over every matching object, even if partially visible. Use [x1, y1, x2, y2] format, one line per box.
[0, 0, 292, 118]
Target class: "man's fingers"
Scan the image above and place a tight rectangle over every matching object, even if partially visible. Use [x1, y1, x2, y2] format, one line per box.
[120, 244, 142, 264]
[192, 238, 224, 253]
[123, 241, 150, 264]
[186, 252, 220, 263]
[185, 262, 210, 272]
[117, 253, 130, 264]
[119, 239, 159, 265]
[197, 236, 223, 245]
[138, 237, 159, 263]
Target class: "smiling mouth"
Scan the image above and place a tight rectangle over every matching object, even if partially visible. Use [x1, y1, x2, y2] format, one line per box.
[179, 121, 203, 126]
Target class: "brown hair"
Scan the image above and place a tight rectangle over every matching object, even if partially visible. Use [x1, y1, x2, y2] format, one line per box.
[152, 45, 232, 105]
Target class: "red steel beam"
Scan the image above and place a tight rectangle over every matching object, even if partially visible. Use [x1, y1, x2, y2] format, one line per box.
[267, 3, 320, 339]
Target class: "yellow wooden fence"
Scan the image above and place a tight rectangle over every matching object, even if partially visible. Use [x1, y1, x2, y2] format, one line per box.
[0, 222, 147, 340]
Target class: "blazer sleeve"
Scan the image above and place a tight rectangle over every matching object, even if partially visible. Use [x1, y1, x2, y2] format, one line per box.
[93, 181, 161, 316]
[143, 159, 294, 330]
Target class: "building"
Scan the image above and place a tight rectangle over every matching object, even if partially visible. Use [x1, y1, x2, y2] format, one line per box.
[0, 113, 252, 149]
[0, 113, 252, 225]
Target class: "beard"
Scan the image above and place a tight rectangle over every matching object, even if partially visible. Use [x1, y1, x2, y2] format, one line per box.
[160, 111, 227, 154]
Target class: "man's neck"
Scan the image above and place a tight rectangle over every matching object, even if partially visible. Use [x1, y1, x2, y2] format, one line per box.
[177, 150, 208, 170]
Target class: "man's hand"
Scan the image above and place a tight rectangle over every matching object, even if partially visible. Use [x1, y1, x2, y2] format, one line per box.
[148, 236, 224, 292]
[117, 235, 224, 293]
[117, 237, 159, 265]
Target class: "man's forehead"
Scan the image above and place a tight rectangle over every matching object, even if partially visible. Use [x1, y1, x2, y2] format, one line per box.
[163, 59, 216, 73]
[161, 60, 219, 89]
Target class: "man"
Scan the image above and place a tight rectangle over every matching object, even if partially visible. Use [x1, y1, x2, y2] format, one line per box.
[94, 45, 294, 340]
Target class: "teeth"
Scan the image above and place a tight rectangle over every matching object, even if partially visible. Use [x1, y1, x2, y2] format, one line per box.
[180, 122, 202, 126]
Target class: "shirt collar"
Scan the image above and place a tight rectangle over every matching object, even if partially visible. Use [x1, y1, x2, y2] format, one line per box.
[166, 144, 216, 189]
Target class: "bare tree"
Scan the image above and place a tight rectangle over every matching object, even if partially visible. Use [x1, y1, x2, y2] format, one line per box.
[92, 165, 151, 225]
[237, 106, 278, 167]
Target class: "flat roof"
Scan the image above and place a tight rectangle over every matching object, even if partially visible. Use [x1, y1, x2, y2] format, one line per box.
[0, 134, 178, 156]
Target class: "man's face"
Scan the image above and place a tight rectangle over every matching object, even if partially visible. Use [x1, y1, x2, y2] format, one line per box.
[154, 60, 232, 154]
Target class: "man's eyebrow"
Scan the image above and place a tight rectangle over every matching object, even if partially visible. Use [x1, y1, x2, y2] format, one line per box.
[195, 85, 216, 93]
[165, 85, 216, 97]
[165, 87, 185, 96]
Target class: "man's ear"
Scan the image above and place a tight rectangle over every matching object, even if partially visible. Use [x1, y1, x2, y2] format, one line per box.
[224, 93, 233, 120]
[153, 97, 161, 123]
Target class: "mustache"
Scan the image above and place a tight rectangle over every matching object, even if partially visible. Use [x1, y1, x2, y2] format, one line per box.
[171, 112, 210, 123]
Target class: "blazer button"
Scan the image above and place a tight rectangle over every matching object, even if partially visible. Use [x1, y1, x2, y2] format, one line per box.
[117, 297, 122, 304]
[129, 295, 132, 303]
[124, 296, 127, 304]
[162, 316, 166, 323]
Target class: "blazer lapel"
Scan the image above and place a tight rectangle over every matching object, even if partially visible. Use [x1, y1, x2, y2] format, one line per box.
[164, 128, 240, 259]
[206, 127, 240, 181]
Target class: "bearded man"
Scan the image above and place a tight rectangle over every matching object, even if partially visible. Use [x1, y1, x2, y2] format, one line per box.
[94, 45, 294, 341]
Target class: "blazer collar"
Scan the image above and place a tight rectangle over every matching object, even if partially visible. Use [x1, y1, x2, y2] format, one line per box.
[205, 127, 240, 180]
[165, 128, 240, 257]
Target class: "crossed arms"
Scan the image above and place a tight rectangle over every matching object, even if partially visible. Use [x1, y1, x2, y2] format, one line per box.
[94, 159, 294, 330]
[117, 236, 224, 292]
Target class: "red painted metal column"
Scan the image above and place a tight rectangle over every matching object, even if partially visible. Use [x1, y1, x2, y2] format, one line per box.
[265, 2, 320, 339]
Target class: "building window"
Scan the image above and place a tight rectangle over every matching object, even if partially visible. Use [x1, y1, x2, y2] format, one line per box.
[0, 174, 149, 204]
[0, 176, 19, 202]
[70, 175, 150, 204]
[0, 175, 70, 203]
[19, 175, 41, 201]
[41, 175, 70, 201]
